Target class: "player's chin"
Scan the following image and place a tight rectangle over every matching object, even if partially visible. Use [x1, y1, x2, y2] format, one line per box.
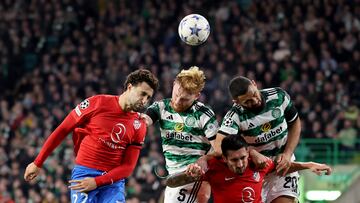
[132, 105, 145, 112]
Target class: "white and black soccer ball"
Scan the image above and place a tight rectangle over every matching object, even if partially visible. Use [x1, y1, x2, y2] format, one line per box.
[178, 14, 210, 46]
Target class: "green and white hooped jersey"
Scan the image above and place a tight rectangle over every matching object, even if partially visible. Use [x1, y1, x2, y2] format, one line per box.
[219, 87, 298, 157]
[147, 99, 218, 174]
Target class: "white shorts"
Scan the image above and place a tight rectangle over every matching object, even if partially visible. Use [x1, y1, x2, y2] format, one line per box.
[262, 171, 300, 203]
[262, 154, 300, 203]
[164, 181, 210, 203]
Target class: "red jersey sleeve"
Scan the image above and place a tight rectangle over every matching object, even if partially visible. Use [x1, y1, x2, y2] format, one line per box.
[33, 96, 99, 167]
[263, 158, 275, 174]
[70, 96, 100, 123]
[94, 145, 141, 186]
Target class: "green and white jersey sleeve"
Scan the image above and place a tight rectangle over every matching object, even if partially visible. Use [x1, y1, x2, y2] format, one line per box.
[219, 87, 298, 157]
[147, 98, 218, 174]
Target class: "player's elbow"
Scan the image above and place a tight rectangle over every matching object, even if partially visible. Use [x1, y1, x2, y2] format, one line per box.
[166, 178, 177, 188]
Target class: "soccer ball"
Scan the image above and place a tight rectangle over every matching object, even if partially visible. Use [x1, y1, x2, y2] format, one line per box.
[178, 14, 210, 46]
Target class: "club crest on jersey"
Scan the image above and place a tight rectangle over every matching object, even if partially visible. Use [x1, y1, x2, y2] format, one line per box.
[174, 123, 184, 132]
[253, 172, 260, 182]
[79, 99, 90, 109]
[272, 108, 281, 118]
[133, 120, 141, 130]
[185, 116, 196, 127]
[261, 123, 271, 132]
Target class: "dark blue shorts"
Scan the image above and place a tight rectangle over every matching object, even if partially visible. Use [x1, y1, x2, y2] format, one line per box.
[70, 165, 125, 203]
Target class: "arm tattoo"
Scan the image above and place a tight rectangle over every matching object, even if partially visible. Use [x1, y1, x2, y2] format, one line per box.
[166, 172, 199, 188]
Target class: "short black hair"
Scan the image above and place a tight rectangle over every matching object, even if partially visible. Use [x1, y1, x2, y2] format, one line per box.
[124, 69, 159, 91]
[221, 134, 248, 157]
[228, 76, 252, 98]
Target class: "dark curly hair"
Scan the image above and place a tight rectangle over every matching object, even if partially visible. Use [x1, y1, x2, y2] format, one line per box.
[124, 69, 159, 91]
[221, 134, 248, 157]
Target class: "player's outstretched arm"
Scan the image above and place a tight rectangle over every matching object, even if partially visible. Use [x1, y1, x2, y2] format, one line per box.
[166, 163, 204, 188]
[24, 113, 78, 182]
[166, 172, 198, 188]
[287, 162, 332, 175]
[213, 133, 226, 156]
[24, 162, 41, 182]
[276, 117, 301, 175]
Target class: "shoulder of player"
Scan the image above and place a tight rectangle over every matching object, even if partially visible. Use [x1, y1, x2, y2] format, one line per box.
[261, 88, 291, 102]
[224, 104, 243, 118]
[207, 157, 225, 170]
[89, 94, 117, 102]
[261, 87, 287, 96]
[193, 101, 215, 117]
[152, 98, 169, 108]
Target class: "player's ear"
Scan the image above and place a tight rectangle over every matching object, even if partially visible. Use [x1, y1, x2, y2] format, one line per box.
[127, 83, 133, 91]
[232, 97, 240, 104]
[251, 80, 257, 88]
[195, 92, 201, 99]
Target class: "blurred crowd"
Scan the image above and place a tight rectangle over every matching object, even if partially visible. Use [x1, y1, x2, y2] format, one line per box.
[0, 0, 359, 202]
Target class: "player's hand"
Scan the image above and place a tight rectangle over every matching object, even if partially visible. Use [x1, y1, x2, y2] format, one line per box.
[185, 163, 204, 178]
[249, 149, 268, 169]
[24, 162, 41, 182]
[195, 155, 209, 173]
[139, 113, 153, 126]
[275, 153, 292, 176]
[68, 177, 97, 192]
[309, 162, 332, 176]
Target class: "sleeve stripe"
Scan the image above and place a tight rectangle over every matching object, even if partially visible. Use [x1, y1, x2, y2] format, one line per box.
[287, 113, 298, 123]
[208, 135, 216, 141]
[218, 130, 230, 136]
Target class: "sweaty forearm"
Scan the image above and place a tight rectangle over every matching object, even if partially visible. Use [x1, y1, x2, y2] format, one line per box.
[287, 162, 313, 174]
[166, 172, 198, 188]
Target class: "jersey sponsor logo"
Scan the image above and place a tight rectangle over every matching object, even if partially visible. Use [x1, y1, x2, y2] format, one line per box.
[252, 172, 260, 182]
[111, 123, 126, 143]
[242, 187, 255, 203]
[133, 120, 141, 130]
[165, 131, 193, 141]
[174, 123, 184, 132]
[99, 137, 126, 150]
[79, 99, 90, 109]
[271, 108, 281, 118]
[185, 116, 196, 127]
[255, 126, 283, 143]
[225, 177, 235, 181]
[261, 123, 271, 132]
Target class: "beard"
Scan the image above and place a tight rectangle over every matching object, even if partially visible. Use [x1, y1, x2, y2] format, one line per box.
[126, 102, 144, 112]
[171, 101, 189, 112]
[173, 105, 187, 112]
[234, 167, 245, 175]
